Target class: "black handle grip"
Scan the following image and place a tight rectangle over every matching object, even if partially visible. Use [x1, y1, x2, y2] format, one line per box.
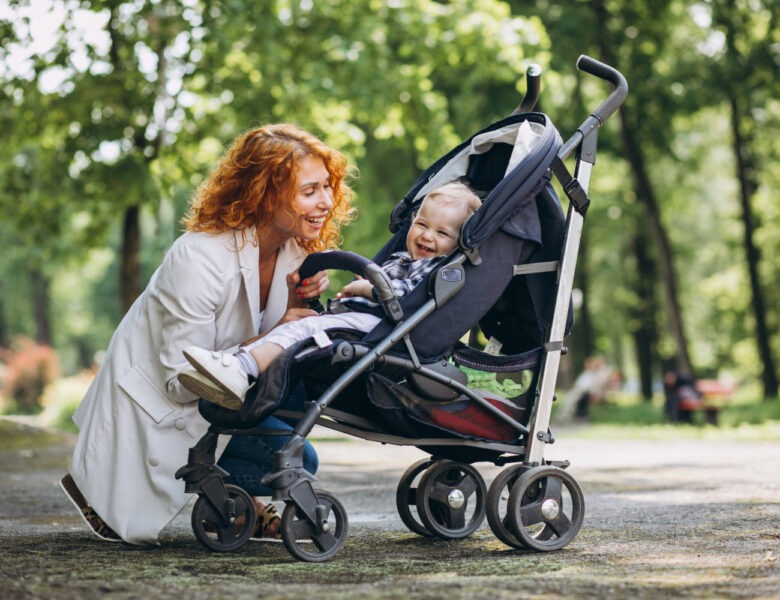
[575, 55, 628, 123]
[298, 250, 371, 281]
[511, 63, 542, 115]
[296, 251, 404, 322]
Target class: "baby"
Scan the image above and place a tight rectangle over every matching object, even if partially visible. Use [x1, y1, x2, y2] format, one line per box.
[178, 180, 481, 410]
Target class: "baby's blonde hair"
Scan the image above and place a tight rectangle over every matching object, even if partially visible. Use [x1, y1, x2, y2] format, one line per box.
[422, 181, 482, 216]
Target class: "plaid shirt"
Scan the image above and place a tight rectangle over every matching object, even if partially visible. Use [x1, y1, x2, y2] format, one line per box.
[330, 251, 445, 313]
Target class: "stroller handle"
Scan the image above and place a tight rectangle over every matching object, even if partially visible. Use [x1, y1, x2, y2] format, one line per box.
[559, 56, 628, 161]
[576, 55, 628, 124]
[510, 63, 542, 115]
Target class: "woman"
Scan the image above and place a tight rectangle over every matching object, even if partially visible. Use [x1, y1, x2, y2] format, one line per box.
[60, 124, 355, 545]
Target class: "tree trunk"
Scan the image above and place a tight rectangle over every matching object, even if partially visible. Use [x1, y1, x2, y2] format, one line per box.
[632, 222, 658, 401]
[120, 205, 142, 314]
[0, 281, 8, 348]
[727, 91, 779, 399]
[616, 108, 693, 379]
[589, 0, 694, 380]
[30, 268, 52, 345]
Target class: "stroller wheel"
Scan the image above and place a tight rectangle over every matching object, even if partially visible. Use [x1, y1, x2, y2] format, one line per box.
[280, 489, 348, 562]
[191, 484, 257, 552]
[415, 460, 486, 540]
[395, 458, 436, 537]
[486, 465, 531, 548]
[507, 466, 584, 551]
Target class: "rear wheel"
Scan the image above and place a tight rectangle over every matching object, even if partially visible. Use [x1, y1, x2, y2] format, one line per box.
[395, 458, 435, 536]
[415, 460, 486, 540]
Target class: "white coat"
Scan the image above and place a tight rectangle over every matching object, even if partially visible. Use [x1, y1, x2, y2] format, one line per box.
[68, 229, 307, 545]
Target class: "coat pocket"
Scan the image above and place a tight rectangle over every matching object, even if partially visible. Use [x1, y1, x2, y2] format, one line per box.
[117, 362, 176, 424]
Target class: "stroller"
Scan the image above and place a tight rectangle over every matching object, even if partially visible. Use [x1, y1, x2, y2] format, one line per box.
[175, 56, 627, 562]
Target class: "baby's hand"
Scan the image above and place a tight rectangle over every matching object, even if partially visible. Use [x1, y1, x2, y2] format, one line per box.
[337, 278, 374, 299]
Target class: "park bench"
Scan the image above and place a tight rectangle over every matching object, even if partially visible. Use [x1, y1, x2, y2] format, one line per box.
[677, 379, 737, 425]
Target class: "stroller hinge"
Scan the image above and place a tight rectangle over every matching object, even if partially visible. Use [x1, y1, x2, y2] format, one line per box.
[544, 340, 566, 353]
[513, 261, 559, 276]
[402, 334, 421, 369]
[551, 156, 590, 216]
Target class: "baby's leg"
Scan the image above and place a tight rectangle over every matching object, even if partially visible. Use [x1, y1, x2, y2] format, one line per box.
[251, 312, 382, 374]
[248, 342, 285, 374]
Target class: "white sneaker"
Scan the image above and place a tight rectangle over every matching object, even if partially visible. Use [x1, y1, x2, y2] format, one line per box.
[178, 369, 244, 410]
[182, 346, 252, 409]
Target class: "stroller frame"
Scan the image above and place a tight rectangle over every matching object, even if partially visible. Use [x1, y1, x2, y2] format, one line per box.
[176, 56, 628, 562]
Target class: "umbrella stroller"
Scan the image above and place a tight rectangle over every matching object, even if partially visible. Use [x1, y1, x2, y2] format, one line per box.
[176, 55, 628, 562]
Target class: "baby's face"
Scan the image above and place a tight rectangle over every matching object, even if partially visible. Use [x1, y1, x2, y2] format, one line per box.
[405, 197, 468, 260]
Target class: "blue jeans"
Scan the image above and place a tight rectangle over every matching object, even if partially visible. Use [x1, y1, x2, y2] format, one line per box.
[217, 383, 318, 497]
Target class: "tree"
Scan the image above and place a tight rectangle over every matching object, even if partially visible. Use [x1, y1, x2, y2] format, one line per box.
[709, 0, 779, 398]
[0, 0, 549, 362]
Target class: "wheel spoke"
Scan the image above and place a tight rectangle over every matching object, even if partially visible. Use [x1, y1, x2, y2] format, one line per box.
[429, 481, 453, 505]
[542, 476, 563, 502]
[536, 524, 556, 541]
[199, 500, 221, 524]
[233, 495, 251, 513]
[446, 507, 467, 530]
[290, 516, 316, 540]
[519, 499, 545, 527]
[312, 530, 339, 552]
[459, 474, 479, 499]
[405, 488, 417, 505]
[545, 512, 572, 538]
[216, 522, 238, 543]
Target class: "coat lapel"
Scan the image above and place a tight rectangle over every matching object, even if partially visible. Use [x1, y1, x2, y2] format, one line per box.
[236, 230, 261, 334]
[260, 238, 307, 334]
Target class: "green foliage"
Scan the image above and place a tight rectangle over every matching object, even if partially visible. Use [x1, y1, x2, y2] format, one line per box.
[0, 0, 777, 416]
[39, 371, 94, 432]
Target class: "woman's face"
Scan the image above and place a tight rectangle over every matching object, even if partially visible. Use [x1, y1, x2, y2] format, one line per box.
[274, 155, 334, 241]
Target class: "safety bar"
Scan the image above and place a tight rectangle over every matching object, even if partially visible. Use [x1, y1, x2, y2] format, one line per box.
[297, 250, 403, 322]
[558, 55, 628, 161]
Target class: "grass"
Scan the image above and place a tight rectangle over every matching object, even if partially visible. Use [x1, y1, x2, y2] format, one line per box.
[564, 389, 780, 441]
[5, 372, 780, 443]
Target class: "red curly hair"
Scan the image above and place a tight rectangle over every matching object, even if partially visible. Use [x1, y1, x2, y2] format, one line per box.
[184, 124, 355, 252]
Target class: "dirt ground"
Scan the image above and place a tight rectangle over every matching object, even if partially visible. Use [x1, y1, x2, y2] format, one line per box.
[0, 417, 778, 600]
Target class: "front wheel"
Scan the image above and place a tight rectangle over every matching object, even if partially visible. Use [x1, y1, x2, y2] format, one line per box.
[281, 489, 348, 562]
[486, 465, 530, 548]
[191, 484, 257, 552]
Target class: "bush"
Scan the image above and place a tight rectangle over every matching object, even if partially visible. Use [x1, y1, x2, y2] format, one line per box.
[39, 370, 94, 432]
[0, 336, 61, 413]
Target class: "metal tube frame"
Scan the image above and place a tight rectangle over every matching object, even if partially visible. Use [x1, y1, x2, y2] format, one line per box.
[525, 150, 593, 464]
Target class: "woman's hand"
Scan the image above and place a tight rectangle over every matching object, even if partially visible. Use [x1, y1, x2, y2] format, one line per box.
[337, 278, 374, 299]
[286, 269, 329, 308]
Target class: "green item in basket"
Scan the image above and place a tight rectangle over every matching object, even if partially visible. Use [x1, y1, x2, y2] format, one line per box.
[458, 365, 534, 398]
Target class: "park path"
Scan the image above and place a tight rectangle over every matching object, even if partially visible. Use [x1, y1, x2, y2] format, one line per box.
[1, 417, 778, 599]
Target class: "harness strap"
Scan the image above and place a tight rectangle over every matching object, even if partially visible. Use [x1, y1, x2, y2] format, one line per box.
[550, 156, 590, 216]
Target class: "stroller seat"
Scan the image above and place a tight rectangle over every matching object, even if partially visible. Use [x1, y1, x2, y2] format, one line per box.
[175, 56, 628, 562]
